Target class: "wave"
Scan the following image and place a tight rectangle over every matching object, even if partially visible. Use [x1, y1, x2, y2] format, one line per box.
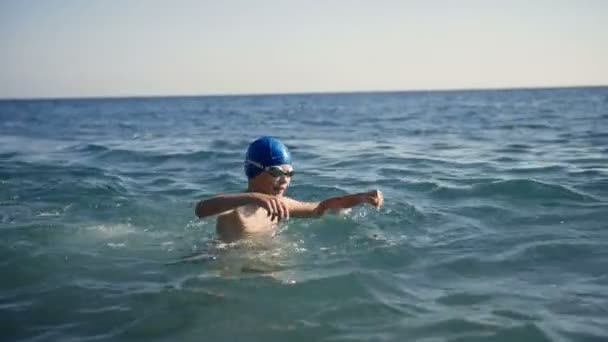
[67, 142, 111, 153]
[503, 165, 565, 174]
[490, 239, 607, 266]
[497, 123, 555, 130]
[62, 143, 244, 170]
[2, 161, 130, 206]
[565, 157, 608, 167]
[493, 143, 533, 154]
[0, 151, 20, 160]
[429, 179, 600, 202]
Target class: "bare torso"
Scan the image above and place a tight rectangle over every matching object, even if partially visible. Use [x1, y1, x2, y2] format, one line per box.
[216, 204, 278, 242]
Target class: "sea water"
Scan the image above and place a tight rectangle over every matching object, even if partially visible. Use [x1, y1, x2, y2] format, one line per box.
[1, 87, 607, 341]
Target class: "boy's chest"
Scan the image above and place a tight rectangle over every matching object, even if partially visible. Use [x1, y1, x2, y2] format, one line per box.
[236, 205, 278, 233]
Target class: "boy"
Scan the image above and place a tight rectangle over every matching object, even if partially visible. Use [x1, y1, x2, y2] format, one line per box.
[195, 136, 383, 242]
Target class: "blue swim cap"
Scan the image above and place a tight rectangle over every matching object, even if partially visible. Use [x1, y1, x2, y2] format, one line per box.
[244, 136, 292, 179]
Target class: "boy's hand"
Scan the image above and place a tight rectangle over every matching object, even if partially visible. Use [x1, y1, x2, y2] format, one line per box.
[248, 193, 289, 221]
[365, 190, 384, 209]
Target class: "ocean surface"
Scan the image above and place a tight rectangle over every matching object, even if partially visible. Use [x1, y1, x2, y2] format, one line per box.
[1, 87, 607, 342]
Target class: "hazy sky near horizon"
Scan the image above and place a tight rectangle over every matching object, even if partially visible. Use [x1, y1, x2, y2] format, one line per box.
[1, 0, 607, 98]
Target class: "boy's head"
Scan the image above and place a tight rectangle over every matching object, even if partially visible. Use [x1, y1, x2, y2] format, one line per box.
[245, 136, 293, 196]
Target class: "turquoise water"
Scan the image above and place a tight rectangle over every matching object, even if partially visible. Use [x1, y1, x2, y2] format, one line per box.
[1, 87, 607, 341]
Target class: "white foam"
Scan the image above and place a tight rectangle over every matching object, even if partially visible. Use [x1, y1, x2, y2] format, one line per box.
[85, 223, 136, 238]
[36, 211, 61, 217]
[106, 242, 126, 249]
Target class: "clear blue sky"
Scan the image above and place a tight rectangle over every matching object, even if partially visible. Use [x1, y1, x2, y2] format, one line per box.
[1, 0, 606, 98]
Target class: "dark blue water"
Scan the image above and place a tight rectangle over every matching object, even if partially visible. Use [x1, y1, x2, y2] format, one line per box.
[1, 87, 607, 341]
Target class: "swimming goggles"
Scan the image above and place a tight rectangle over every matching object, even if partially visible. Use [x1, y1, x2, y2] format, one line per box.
[246, 160, 294, 177]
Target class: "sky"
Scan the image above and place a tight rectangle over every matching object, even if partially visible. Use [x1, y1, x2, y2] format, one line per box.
[0, 0, 607, 99]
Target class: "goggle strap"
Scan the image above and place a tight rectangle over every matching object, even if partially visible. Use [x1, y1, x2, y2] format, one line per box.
[246, 160, 293, 177]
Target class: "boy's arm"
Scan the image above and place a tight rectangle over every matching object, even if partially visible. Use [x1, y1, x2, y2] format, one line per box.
[284, 190, 383, 218]
[281, 198, 319, 218]
[195, 192, 289, 219]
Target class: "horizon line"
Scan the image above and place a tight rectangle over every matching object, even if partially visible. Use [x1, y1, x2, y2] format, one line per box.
[1, 83, 606, 102]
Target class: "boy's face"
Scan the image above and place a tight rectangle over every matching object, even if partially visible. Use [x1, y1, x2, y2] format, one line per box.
[249, 164, 293, 196]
